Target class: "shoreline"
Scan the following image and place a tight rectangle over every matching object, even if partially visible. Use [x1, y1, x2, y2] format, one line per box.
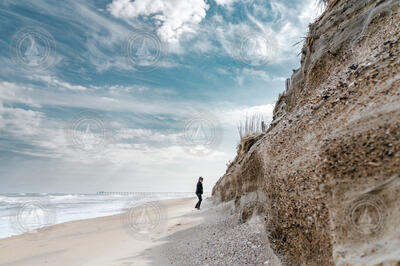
[0, 197, 197, 266]
[0, 193, 204, 240]
[0, 197, 280, 266]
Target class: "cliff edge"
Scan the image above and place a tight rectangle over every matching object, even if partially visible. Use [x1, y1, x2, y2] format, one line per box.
[212, 0, 400, 265]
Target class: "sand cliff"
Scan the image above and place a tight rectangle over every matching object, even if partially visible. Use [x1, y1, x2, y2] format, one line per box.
[212, 0, 400, 265]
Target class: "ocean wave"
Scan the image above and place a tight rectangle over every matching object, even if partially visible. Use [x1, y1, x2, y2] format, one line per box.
[0, 196, 19, 204]
[50, 194, 79, 200]
[0, 193, 193, 239]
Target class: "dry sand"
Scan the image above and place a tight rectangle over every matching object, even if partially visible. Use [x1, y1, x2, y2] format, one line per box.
[0, 197, 280, 266]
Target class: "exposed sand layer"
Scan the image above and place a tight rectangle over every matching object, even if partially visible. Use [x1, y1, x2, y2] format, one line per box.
[0, 197, 279, 266]
[212, 0, 400, 264]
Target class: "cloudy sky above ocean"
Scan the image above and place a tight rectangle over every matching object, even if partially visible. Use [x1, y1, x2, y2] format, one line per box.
[0, 0, 324, 192]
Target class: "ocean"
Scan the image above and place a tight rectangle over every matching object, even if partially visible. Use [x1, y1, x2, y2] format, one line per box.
[0, 192, 199, 239]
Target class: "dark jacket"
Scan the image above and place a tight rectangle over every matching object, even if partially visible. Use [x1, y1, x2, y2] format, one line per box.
[196, 181, 203, 195]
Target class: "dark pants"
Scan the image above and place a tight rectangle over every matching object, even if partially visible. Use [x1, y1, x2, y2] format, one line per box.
[195, 193, 202, 209]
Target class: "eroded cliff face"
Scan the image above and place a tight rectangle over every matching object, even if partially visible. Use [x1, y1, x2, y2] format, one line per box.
[212, 0, 400, 265]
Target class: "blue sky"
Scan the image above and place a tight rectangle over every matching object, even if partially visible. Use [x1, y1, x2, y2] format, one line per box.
[0, 0, 324, 193]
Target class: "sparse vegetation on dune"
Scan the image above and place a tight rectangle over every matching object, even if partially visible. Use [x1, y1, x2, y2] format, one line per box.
[237, 114, 267, 140]
[237, 114, 269, 155]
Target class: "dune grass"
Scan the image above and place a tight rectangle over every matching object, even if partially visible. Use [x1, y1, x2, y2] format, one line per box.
[237, 114, 266, 140]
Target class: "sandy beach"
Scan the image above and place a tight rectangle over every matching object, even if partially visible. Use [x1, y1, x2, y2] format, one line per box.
[0, 197, 280, 266]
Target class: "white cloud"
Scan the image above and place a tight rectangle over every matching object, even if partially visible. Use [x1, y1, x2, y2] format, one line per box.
[108, 84, 149, 94]
[116, 128, 179, 142]
[208, 0, 324, 64]
[242, 68, 271, 81]
[0, 101, 230, 191]
[35, 76, 87, 91]
[0, 80, 191, 116]
[107, 0, 210, 44]
[232, 68, 286, 84]
[221, 104, 275, 126]
[0, 82, 273, 191]
[0, 105, 44, 137]
[0, 81, 41, 108]
[256, 0, 324, 60]
[191, 38, 215, 53]
[214, 0, 237, 7]
[0, 100, 3, 129]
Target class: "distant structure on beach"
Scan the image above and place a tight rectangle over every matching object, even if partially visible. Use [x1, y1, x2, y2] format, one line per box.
[96, 191, 197, 197]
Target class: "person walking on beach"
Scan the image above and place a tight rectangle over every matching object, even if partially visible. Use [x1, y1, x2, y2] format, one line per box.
[195, 177, 203, 210]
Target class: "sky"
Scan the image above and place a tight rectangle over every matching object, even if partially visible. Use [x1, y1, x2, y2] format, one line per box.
[0, 0, 324, 193]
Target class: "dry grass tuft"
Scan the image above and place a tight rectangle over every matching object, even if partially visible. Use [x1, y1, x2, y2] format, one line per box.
[237, 114, 267, 140]
[237, 114, 269, 155]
